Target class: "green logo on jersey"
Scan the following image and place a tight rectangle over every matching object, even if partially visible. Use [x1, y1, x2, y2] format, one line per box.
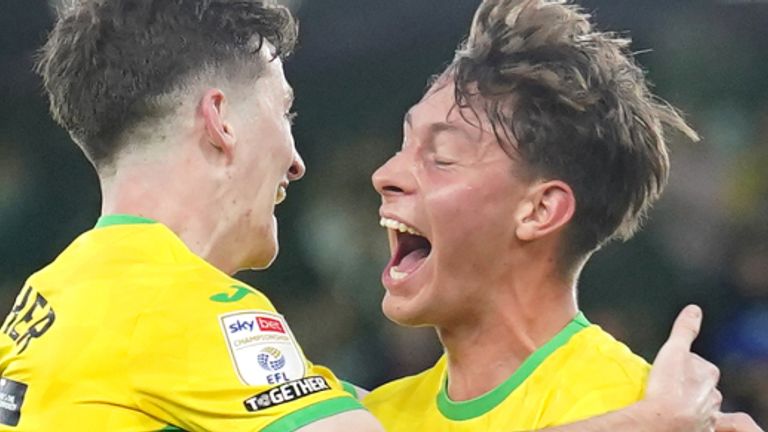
[210, 285, 255, 303]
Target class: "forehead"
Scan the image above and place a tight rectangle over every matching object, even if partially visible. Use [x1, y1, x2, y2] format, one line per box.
[406, 81, 491, 131]
[408, 82, 457, 121]
[258, 53, 292, 98]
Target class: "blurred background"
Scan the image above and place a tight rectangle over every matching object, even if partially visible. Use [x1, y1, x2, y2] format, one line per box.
[1, 0, 767, 422]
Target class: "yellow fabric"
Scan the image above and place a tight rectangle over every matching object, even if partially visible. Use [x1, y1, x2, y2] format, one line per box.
[364, 324, 650, 431]
[0, 220, 361, 431]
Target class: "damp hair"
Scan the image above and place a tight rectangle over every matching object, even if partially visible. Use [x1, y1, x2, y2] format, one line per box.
[443, 0, 698, 267]
[36, 0, 298, 168]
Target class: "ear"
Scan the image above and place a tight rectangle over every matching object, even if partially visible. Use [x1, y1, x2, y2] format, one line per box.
[514, 180, 576, 241]
[200, 88, 236, 162]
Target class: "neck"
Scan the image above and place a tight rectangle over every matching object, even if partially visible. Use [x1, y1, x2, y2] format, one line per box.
[438, 264, 578, 402]
[99, 155, 241, 275]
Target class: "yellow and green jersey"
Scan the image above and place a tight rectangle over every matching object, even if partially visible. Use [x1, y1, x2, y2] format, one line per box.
[364, 313, 650, 431]
[0, 215, 362, 431]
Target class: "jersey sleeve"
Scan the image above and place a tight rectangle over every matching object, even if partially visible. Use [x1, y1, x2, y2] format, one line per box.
[126, 280, 364, 431]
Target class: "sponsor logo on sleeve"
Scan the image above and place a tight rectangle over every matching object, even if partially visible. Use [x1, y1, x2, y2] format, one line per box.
[0, 377, 28, 427]
[256, 316, 285, 333]
[243, 376, 330, 412]
[219, 311, 306, 386]
[209, 284, 257, 303]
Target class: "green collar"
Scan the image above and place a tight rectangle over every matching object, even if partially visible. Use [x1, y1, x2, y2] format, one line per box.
[436, 312, 590, 421]
[95, 214, 158, 229]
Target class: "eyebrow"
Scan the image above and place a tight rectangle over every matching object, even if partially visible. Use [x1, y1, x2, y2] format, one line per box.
[404, 110, 473, 140]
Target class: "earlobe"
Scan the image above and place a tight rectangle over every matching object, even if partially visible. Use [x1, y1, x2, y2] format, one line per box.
[200, 88, 236, 161]
[515, 181, 575, 241]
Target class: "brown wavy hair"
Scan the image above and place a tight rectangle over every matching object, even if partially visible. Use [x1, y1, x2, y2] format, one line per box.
[444, 0, 699, 266]
[36, 0, 298, 167]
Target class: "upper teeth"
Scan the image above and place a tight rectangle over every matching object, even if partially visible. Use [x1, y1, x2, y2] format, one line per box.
[379, 217, 423, 236]
[275, 185, 287, 205]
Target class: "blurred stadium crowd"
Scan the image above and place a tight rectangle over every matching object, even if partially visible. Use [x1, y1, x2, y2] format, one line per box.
[1, 0, 766, 422]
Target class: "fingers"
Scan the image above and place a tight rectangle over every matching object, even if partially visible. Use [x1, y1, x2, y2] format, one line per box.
[663, 304, 703, 351]
[716, 412, 765, 432]
[713, 389, 723, 408]
[691, 353, 721, 386]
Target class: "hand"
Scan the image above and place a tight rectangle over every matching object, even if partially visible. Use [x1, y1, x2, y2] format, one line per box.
[642, 305, 722, 432]
[716, 412, 765, 432]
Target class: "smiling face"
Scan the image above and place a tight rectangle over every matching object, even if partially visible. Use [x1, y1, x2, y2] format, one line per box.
[372, 81, 534, 327]
[227, 55, 305, 270]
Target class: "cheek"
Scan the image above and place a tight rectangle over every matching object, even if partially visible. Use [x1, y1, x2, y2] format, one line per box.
[265, 118, 293, 153]
[427, 180, 508, 233]
[243, 130, 292, 189]
[244, 117, 292, 164]
[427, 181, 517, 266]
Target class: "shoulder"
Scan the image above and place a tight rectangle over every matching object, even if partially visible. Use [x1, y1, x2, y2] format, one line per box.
[512, 324, 651, 424]
[532, 324, 650, 417]
[363, 356, 445, 413]
[148, 258, 277, 317]
[127, 275, 309, 387]
[563, 325, 650, 382]
[137, 273, 282, 350]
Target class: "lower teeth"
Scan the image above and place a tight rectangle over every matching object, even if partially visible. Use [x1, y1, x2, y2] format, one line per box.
[389, 267, 407, 280]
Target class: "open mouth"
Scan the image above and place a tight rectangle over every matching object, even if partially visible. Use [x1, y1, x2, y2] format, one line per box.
[380, 217, 432, 281]
[275, 184, 287, 205]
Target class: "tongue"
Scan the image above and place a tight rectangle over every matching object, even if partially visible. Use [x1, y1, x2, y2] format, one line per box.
[396, 248, 429, 273]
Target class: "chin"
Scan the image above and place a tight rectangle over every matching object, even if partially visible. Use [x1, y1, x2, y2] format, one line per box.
[245, 242, 279, 271]
[381, 292, 433, 327]
[244, 217, 279, 270]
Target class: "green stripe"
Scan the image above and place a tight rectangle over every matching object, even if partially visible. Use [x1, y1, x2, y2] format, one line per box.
[341, 380, 359, 399]
[157, 425, 185, 431]
[262, 397, 365, 432]
[95, 214, 157, 228]
[436, 312, 591, 421]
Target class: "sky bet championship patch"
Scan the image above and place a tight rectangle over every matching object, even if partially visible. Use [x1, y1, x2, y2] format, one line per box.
[243, 376, 331, 412]
[219, 311, 306, 386]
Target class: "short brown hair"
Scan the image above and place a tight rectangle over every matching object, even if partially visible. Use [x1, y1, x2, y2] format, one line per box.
[446, 0, 698, 263]
[36, 0, 298, 167]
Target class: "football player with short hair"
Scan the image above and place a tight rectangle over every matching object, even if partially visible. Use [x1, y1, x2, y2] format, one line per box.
[0, 1, 380, 430]
[365, 0, 760, 430]
[0, 0, 754, 430]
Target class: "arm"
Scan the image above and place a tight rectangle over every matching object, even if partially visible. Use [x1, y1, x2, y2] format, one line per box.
[340, 380, 371, 401]
[540, 401, 676, 432]
[539, 400, 708, 432]
[296, 409, 385, 432]
[717, 413, 765, 432]
[540, 397, 764, 432]
[538, 305, 743, 432]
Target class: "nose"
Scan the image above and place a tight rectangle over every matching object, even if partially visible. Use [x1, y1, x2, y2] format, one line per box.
[372, 151, 413, 198]
[288, 149, 306, 181]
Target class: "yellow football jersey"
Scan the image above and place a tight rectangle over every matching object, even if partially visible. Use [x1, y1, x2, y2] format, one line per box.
[0, 215, 362, 431]
[364, 313, 650, 431]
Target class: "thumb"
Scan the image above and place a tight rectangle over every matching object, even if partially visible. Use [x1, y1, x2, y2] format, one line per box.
[660, 304, 703, 353]
[716, 412, 765, 432]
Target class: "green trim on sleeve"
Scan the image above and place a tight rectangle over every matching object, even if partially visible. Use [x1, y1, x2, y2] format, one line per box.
[341, 380, 359, 399]
[157, 425, 185, 431]
[95, 214, 158, 228]
[436, 312, 591, 421]
[262, 396, 365, 432]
